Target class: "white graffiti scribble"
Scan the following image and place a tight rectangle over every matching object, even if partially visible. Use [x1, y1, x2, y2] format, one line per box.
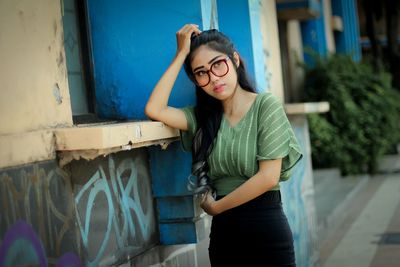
[74, 156, 155, 267]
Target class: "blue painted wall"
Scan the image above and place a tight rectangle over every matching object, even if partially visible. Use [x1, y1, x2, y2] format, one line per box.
[217, 0, 257, 87]
[86, 0, 203, 120]
[300, 0, 328, 67]
[331, 0, 361, 61]
[149, 142, 192, 197]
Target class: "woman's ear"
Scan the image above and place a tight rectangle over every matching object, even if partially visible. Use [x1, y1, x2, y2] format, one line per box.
[233, 52, 240, 68]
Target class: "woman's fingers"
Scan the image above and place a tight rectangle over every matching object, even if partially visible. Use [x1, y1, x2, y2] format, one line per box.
[177, 24, 200, 39]
[175, 24, 201, 56]
[180, 24, 200, 34]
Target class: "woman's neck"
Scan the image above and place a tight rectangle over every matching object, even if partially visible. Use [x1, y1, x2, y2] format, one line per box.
[222, 87, 253, 116]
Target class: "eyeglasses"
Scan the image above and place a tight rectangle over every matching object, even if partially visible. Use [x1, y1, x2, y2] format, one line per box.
[193, 56, 231, 87]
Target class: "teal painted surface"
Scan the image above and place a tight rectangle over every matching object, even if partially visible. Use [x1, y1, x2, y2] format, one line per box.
[159, 222, 198, 245]
[149, 142, 193, 197]
[156, 195, 204, 245]
[332, 0, 361, 61]
[156, 196, 197, 220]
[300, 0, 328, 67]
[149, 141, 200, 245]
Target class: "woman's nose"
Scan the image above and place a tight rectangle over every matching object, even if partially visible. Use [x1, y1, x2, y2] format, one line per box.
[209, 72, 220, 83]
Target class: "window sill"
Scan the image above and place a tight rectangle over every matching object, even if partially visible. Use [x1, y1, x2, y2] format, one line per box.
[55, 121, 180, 166]
[1, 121, 180, 169]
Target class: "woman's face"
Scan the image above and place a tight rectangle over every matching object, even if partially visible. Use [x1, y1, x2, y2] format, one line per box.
[190, 45, 239, 100]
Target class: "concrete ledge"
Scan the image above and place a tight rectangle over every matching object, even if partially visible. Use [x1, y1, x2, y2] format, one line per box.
[55, 121, 179, 150]
[1, 121, 180, 169]
[55, 121, 180, 166]
[285, 102, 330, 115]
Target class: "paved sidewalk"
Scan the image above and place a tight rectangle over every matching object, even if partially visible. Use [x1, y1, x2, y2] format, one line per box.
[317, 173, 400, 267]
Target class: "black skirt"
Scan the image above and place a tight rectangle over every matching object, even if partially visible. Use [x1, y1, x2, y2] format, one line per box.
[208, 191, 296, 267]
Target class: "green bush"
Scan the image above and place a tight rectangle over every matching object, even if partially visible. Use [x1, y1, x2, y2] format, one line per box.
[303, 54, 400, 175]
[307, 113, 344, 169]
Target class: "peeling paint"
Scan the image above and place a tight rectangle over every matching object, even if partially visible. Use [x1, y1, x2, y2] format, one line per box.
[57, 51, 64, 67]
[53, 83, 63, 104]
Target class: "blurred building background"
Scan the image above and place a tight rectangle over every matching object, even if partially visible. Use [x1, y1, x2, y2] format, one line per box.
[0, 0, 398, 267]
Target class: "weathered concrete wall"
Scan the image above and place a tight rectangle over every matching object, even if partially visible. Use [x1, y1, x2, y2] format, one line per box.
[259, 0, 285, 100]
[0, 0, 72, 135]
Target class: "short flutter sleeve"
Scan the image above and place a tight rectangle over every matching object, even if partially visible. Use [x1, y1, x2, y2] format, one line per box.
[256, 94, 303, 181]
[179, 106, 197, 152]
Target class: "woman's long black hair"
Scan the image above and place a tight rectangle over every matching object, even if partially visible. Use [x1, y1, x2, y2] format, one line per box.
[183, 29, 256, 195]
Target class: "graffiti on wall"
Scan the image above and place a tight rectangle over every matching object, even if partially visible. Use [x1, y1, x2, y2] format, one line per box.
[0, 150, 158, 266]
[0, 162, 78, 265]
[73, 154, 157, 266]
[0, 220, 81, 267]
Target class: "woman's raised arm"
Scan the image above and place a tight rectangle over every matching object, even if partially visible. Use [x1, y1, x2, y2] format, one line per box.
[145, 24, 200, 131]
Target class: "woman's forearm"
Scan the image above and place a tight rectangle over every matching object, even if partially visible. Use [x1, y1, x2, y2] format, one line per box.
[145, 52, 186, 119]
[214, 173, 277, 213]
[211, 159, 282, 214]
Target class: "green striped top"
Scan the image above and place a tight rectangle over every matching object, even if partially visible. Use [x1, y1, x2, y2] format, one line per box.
[180, 92, 303, 196]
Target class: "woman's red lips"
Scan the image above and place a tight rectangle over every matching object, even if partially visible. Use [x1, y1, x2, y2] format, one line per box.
[213, 84, 224, 93]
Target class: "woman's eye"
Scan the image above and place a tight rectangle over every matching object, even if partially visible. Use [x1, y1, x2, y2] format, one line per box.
[213, 60, 224, 68]
[196, 71, 207, 76]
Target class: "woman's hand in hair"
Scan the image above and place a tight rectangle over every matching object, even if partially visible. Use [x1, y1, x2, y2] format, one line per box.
[175, 24, 201, 57]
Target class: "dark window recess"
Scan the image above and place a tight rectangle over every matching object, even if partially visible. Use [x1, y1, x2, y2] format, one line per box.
[62, 0, 103, 124]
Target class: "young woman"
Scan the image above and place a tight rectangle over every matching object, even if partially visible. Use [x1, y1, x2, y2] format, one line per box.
[145, 24, 303, 266]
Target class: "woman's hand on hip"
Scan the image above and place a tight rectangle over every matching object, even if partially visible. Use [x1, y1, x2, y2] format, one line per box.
[176, 24, 201, 57]
[200, 191, 220, 216]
